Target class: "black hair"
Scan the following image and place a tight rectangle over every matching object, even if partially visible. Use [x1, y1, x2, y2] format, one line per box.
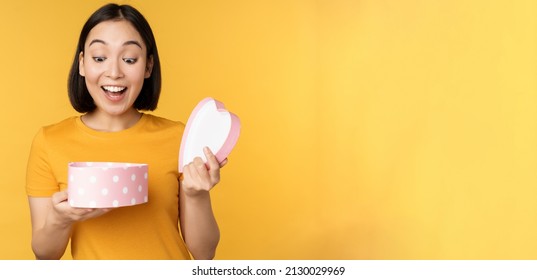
[68, 3, 161, 112]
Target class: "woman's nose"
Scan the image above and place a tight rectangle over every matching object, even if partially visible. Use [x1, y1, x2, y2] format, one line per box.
[105, 59, 124, 79]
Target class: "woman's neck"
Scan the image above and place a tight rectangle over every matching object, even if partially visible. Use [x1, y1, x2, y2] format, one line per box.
[81, 109, 143, 132]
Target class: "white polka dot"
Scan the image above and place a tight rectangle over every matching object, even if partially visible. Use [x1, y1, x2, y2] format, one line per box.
[112, 175, 119, 183]
[144, 172, 148, 180]
[78, 188, 85, 195]
[107, 162, 113, 166]
[131, 174, 136, 181]
[138, 185, 142, 192]
[101, 188, 109, 196]
[112, 200, 119, 207]
[123, 187, 129, 194]
[89, 201, 96, 208]
[131, 198, 136, 205]
[89, 176, 97, 183]
[144, 196, 148, 202]
[69, 175, 75, 182]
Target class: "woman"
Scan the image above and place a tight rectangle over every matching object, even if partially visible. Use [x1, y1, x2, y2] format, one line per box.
[26, 3, 223, 260]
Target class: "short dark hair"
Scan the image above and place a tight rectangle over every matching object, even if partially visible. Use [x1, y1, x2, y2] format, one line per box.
[68, 3, 161, 113]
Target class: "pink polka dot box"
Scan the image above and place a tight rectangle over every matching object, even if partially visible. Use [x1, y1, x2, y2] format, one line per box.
[67, 162, 148, 208]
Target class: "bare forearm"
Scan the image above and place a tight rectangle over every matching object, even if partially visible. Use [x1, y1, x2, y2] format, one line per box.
[181, 192, 220, 259]
[32, 215, 72, 260]
[28, 194, 110, 259]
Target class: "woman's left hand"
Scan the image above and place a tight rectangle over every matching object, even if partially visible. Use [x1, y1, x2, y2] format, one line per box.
[181, 147, 227, 197]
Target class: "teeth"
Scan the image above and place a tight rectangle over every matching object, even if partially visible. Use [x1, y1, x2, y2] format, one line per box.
[102, 86, 126, 93]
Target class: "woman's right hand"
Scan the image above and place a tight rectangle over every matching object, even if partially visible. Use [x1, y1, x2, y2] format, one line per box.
[28, 191, 113, 259]
[50, 191, 112, 226]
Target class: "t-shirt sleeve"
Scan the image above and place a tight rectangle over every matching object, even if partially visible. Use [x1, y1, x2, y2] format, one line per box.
[25, 128, 59, 197]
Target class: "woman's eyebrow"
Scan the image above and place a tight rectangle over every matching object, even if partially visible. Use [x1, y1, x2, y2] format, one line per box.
[89, 39, 106, 46]
[123, 40, 143, 49]
[88, 39, 142, 49]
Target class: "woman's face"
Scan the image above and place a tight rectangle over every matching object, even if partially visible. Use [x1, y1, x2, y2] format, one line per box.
[79, 20, 152, 117]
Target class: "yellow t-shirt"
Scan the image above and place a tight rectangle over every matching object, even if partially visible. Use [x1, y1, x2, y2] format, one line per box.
[26, 114, 191, 259]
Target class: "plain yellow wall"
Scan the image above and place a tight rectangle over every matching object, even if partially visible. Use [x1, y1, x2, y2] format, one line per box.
[2, 0, 537, 259]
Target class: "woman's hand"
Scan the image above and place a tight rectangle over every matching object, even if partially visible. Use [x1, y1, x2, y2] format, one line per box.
[28, 190, 113, 259]
[181, 147, 227, 197]
[179, 146, 226, 259]
[50, 191, 111, 226]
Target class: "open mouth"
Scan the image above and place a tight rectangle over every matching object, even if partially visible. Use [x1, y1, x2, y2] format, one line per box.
[101, 86, 127, 101]
[102, 86, 127, 95]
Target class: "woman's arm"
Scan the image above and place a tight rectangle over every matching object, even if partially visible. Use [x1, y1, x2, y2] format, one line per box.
[28, 191, 110, 259]
[179, 147, 225, 260]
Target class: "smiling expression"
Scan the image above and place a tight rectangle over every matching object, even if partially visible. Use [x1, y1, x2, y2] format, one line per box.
[79, 19, 153, 118]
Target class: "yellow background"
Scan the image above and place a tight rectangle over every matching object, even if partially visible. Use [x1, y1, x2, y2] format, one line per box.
[1, 0, 537, 259]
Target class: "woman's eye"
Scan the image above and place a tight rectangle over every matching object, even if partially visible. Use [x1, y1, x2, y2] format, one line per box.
[92, 57, 106, 62]
[123, 58, 138, 64]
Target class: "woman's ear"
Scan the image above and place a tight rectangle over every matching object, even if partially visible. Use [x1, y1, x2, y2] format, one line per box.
[79, 51, 85, 77]
[145, 55, 154, 78]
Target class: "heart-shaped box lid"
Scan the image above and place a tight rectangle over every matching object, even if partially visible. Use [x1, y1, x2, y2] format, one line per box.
[179, 97, 241, 172]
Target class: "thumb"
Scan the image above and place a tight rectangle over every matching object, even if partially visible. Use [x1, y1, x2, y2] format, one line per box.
[52, 191, 68, 205]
